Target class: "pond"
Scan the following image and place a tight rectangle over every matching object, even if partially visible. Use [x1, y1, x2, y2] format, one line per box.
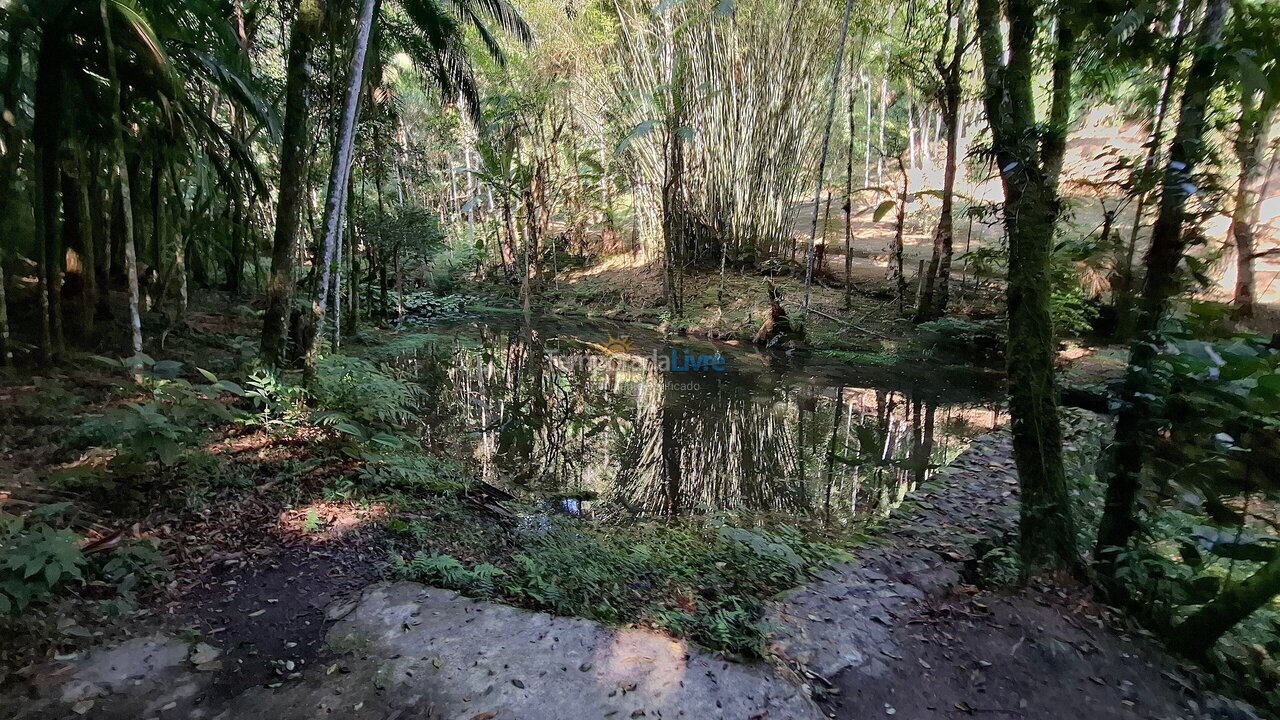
[382, 315, 1006, 527]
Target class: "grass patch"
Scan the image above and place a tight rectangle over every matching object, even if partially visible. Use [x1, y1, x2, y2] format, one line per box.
[391, 516, 844, 656]
[815, 349, 898, 366]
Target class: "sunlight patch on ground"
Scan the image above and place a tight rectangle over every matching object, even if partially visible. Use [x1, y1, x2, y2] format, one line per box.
[277, 501, 387, 544]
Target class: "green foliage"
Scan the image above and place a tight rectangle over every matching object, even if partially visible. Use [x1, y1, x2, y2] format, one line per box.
[355, 451, 470, 494]
[918, 317, 1006, 362]
[240, 369, 309, 432]
[814, 349, 896, 366]
[0, 505, 86, 617]
[77, 358, 242, 466]
[310, 355, 421, 440]
[1048, 248, 1101, 338]
[1095, 311, 1280, 712]
[3, 378, 85, 423]
[393, 519, 838, 655]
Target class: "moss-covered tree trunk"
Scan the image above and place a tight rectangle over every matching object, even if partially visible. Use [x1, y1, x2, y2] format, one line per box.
[1171, 552, 1280, 657]
[975, 0, 1077, 573]
[1095, 0, 1230, 568]
[261, 0, 324, 366]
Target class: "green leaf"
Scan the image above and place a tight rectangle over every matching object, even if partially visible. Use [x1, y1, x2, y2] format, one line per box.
[151, 360, 184, 379]
[872, 200, 897, 222]
[197, 368, 219, 383]
[213, 380, 247, 397]
[616, 120, 656, 156]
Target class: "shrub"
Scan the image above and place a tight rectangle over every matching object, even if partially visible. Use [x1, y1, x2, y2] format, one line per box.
[918, 317, 1006, 362]
[0, 505, 86, 616]
[310, 355, 420, 440]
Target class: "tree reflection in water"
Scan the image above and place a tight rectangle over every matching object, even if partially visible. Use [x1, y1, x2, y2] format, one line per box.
[389, 321, 1004, 526]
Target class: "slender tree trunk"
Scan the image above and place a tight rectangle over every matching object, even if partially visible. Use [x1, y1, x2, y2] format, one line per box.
[877, 76, 888, 184]
[844, 74, 856, 309]
[0, 24, 22, 366]
[261, 1, 324, 366]
[311, 0, 381, 367]
[89, 150, 112, 320]
[892, 155, 909, 314]
[1116, 0, 1186, 339]
[864, 75, 873, 188]
[917, 0, 967, 322]
[976, 0, 1077, 573]
[67, 154, 97, 339]
[33, 29, 65, 361]
[1095, 0, 1231, 569]
[101, 0, 142, 355]
[1229, 97, 1276, 319]
[803, 0, 855, 309]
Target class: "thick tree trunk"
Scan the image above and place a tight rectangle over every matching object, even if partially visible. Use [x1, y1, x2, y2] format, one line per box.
[311, 0, 381, 367]
[261, 1, 323, 366]
[101, 0, 143, 355]
[1095, 0, 1231, 569]
[976, 0, 1077, 573]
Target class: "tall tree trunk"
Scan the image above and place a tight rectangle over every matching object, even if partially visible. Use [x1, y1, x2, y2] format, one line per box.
[892, 155, 909, 314]
[89, 150, 113, 320]
[976, 0, 1077, 573]
[101, 0, 143, 355]
[1115, 0, 1186, 339]
[0, 251, 8, 367]
[844, 73, 856, 309]
[311, 0, 381, 367]
[1095, 0, 1231, 569]
[1229, 95, 1276, 319]
[917, 0, 967, 322]
[0, 22, 23, 366]
[64, 154, 97, 340]
[33, 28, 65, 361]
[261, 0, 324, 366]
[803, 0, 855, 309]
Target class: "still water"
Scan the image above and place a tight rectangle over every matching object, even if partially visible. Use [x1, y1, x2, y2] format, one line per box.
[384, 316, 1005, 526]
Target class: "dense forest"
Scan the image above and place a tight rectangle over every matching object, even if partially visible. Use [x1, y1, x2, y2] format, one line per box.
[1, 0, 1279, 718]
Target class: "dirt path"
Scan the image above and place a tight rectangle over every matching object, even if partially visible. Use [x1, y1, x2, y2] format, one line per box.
[1, 415, 1254, 720]
[768, 416, 1248, 720]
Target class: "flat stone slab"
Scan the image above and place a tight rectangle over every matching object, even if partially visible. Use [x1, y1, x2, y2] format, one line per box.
[6, 583, 820, 720]
[302, 581, 821, 720]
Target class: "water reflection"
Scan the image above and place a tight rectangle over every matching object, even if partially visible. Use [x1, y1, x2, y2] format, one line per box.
[389, 320, 1004, 526]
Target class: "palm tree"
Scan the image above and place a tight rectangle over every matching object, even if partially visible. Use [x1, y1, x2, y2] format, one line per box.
[261, 0, 531, 366]
[7, 0, 272, 360]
